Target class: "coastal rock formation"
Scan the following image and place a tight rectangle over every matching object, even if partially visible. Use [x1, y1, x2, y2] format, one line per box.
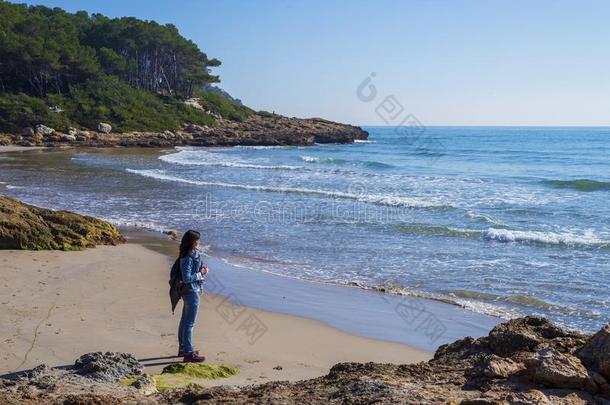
[1, 114, 368, 148]
[2, 317, 610, 404]
[74, 352, 143, 383]
[183, 115, 369, 146]
[525, 348, 589, 389]
[0, 195, 124, 250]
[578, 324, 610, 380]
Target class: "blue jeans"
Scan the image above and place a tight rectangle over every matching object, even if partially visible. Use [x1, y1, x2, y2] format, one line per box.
[178, 290, 200, 354]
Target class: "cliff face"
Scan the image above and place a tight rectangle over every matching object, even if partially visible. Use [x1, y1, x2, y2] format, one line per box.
[0, 114, 368, 148]
[2, 317, 610, 404]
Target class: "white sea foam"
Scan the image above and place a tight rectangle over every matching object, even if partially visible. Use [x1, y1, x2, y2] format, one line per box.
[483, 227, 607, 247]
[98, 216, 168, 233]
[160, 149, 302, 170]
[5, 185, 23, 189]
[299, 155, 321, 163]
[464, 210, 501, 225]
[354, 139, 375, 143]
[126, 168, 446, 209]
[233, 145, 293, 149]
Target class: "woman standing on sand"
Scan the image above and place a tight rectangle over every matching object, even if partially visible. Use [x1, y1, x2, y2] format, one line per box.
[178, 230, 208, 363]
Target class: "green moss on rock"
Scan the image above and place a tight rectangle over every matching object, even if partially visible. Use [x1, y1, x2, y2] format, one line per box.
[0, 195, 125, 250]
[119, 364, 239, 393]
[161, 363, 239, 379]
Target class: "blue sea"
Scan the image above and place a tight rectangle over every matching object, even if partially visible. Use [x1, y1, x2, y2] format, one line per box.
[2, 127, 610, 333]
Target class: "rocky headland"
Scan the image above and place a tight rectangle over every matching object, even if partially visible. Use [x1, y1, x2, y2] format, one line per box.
[0, 114, 368, 149]
[1, 317, 609, 404]
[0, 195, 124, 250]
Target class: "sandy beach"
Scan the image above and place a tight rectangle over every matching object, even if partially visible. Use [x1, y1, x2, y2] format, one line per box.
[0, 242, 431, 386]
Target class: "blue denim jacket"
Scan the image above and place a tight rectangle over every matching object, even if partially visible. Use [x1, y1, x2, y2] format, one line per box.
[179, 250, 202, 292]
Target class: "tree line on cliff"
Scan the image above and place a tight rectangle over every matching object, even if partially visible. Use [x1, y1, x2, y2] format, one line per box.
[0, 1, 254, 132]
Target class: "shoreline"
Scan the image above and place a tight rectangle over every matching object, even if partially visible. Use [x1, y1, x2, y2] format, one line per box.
[127, 229, 499, 352]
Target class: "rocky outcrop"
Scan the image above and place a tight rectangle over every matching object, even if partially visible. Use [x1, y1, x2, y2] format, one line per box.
[74, 352, 143, 383]
[578, 324, 610, 380]
[1, 114, 368, 148]
[0, 195, 124, 250]
[2, 317, 610, 404]
[525, 348, 589, 389]
[184, 115, 369, 146]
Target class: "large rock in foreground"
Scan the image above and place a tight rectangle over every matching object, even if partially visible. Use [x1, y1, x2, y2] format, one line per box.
[74, 352, 143, 383]
[0, 195, 124, 250]
[578, 324, 610, 380]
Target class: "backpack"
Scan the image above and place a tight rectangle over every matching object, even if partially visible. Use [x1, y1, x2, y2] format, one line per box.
[169, 258, 183, 314]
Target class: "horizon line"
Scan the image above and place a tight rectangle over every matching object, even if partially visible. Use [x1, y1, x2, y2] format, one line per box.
[353, 124, 610, 128]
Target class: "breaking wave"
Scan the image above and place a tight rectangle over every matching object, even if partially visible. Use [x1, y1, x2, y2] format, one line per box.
[126, 168, 447, 209]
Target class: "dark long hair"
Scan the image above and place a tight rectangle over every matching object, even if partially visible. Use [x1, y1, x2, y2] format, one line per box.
[179, 230, 201, 258]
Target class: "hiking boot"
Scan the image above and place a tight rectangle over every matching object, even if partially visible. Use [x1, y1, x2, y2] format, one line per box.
[178, 349, 199, 357]
[183, 352, 206, 363]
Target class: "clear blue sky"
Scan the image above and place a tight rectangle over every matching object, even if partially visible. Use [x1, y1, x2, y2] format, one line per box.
[20, 0, 610, 126]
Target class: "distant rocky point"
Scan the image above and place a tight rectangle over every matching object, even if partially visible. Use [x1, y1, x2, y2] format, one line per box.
[2, 317, 609, 404]
[0, 114, 368, 148]
[0, 195, 124, 250]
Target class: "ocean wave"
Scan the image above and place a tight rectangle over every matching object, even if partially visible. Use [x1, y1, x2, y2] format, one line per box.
[299, 155, 394, 169]
[160, 150, 302, 171]
[394, 223, 609, 249]
[354, 139, 375, 143]
[464, 210, 502, 224]
[126, 169, 447, 209]
[544, 179, 610, 192]
[448, 290, 576, 313]
[299, 155, 335, 163]
[482, 228, 609, 248]
[354, 283, 586, 319]
[340, 282, 522, 320]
